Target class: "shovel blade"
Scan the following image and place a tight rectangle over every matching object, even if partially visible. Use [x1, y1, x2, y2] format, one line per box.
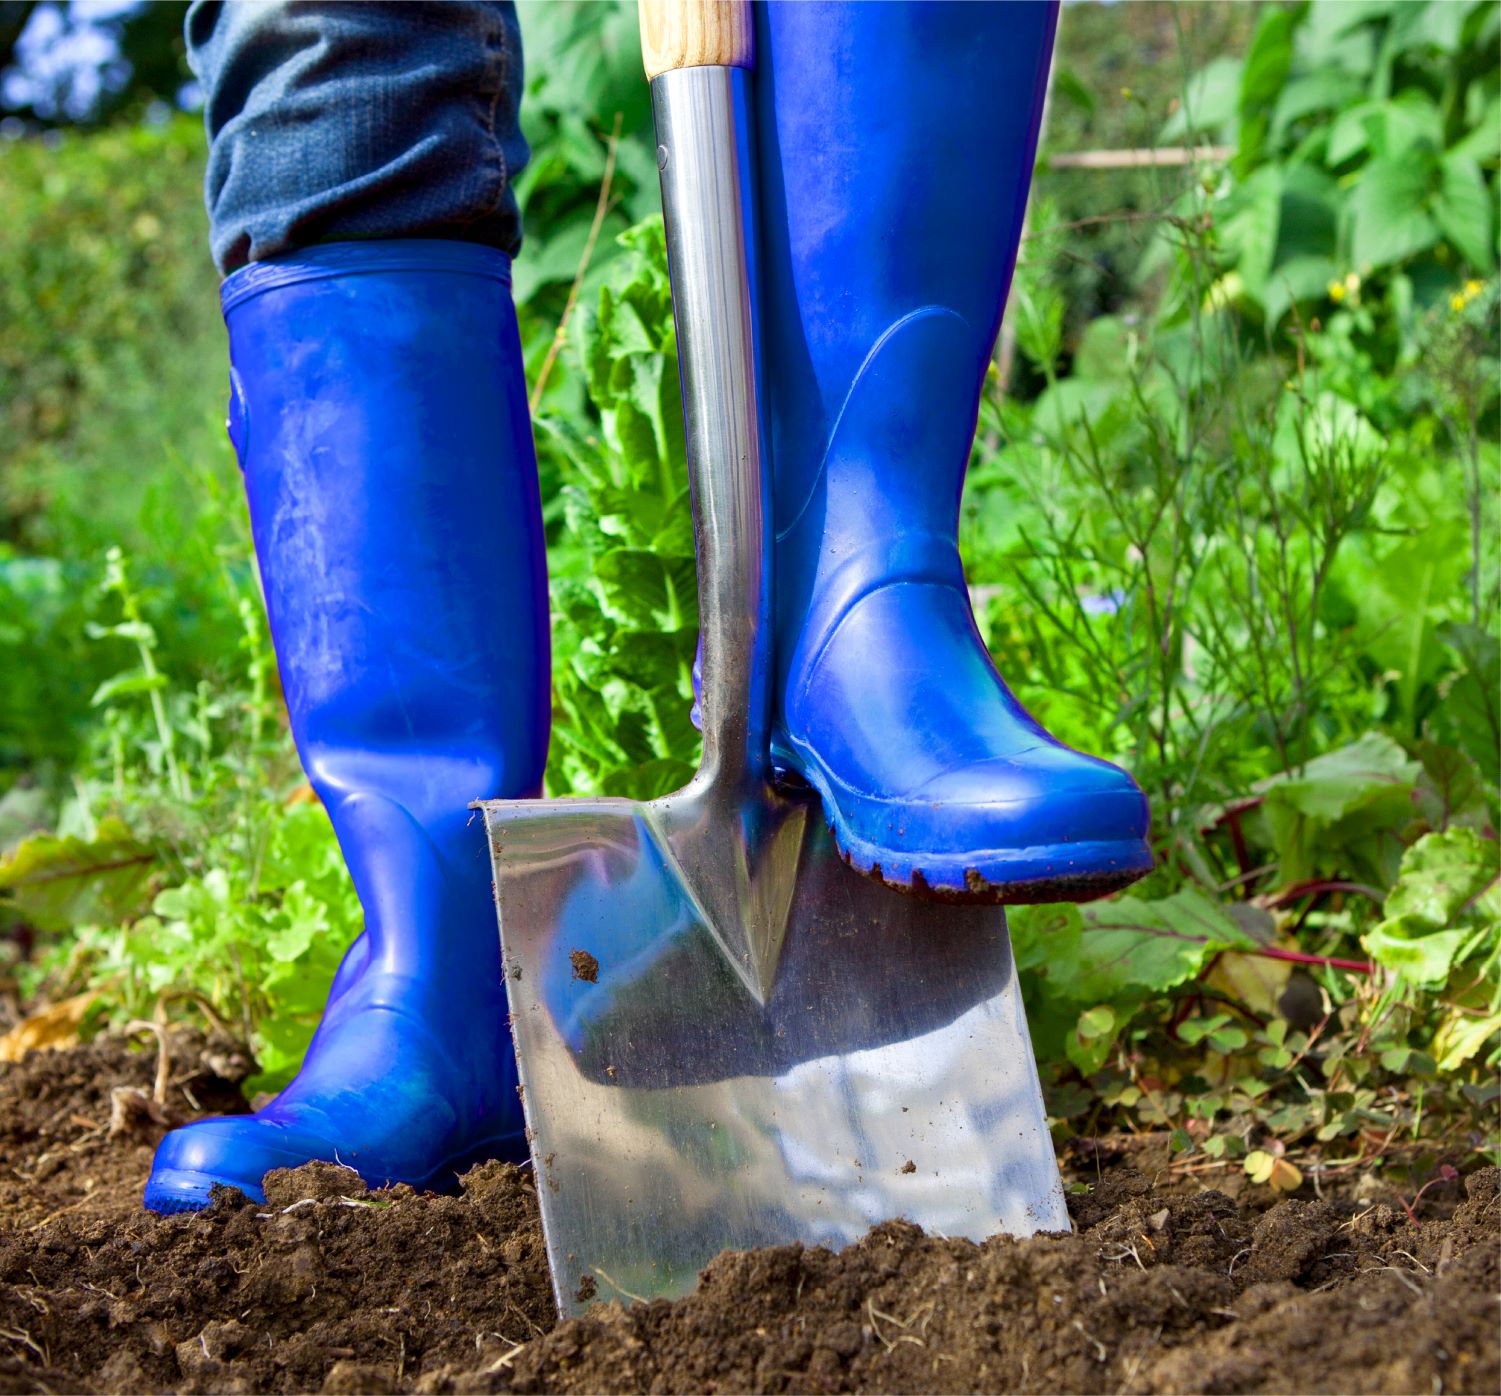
[480, 795, 1068, 1317]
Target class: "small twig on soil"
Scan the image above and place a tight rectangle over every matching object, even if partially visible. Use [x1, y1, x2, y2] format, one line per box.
[1363, 1264, 1425, 1296]
[866, 1298, 928, 1351]
[123, 1012, 171, 1107]
[1072, 1319, 1109, 1363]
[0, 1327, 48, 1365]
[1117, 1327, 1162, 1394]
[484, 1342, 528, 1375]
[1390, 1249, 1431, 1274]
[1340, 1205, 1379, 1231]
[1101, 1241, 1148, 1271]
[27, 1179, 139, 1232]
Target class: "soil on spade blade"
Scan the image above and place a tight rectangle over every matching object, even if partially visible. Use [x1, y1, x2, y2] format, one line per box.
[0, 1033, 1495, 1395]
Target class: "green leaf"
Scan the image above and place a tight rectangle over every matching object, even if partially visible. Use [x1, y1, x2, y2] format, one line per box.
[1048, 64, 1096, 119]
[1263, 255, 1340, 327]
[84, 619, 156, 645]
[1435, 623, 1501, 778]
[1259, 732, 1420, 823]
[1066, 1004, 1119, 1076]
[1037, 889, 1257, 1006]
[1256, 733, 1420, 886]
[1203, 1134, 1245, 1159]
[1236, 7, 1297, 172]
[1179, 1014, 1234, 1045]
[1349, 154, 1440, 270]
[0, 816, 157, 932]
[1221, 167, 1284, 304]
[1451, 95, 1501, 162]
[1433, 1009, 1501, 1072]
[1364, 828, 1501, 987]
[1161, 56, 1243, 140]
[594, 548, 696, 630]
[1390, 0, 1469, 54]
[1271, 70, 1366, 146]
[600, 757, 695, 800]
[1433, 153, 1497, 272]
[1364, 919, 1470, 986]
[90, 667, 168, 706]
[1381, 827, 1500, 926]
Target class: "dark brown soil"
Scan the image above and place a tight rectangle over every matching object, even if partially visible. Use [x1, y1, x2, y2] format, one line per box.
[0, 1036, 1495, 1395]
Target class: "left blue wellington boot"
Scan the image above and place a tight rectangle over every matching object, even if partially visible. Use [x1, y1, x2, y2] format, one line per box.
[145, 241, 549, 1211]
[752, 1, 1152, 904]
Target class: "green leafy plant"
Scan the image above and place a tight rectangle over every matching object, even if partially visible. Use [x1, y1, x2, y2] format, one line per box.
[2, 533, 358, 1091]
[540, 218, 700, 799]
[1170, 0, 1500, 346]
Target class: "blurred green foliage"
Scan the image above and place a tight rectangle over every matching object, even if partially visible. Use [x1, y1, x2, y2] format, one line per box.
[1170, 0, 1500, 352]
[0, 116, 225, 555]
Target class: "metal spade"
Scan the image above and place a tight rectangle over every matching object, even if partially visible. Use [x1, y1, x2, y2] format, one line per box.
[477, 0, 1068, 1318]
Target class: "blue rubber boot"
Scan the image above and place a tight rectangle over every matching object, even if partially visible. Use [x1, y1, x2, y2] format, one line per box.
[145, 241, 549, 1211]
[752, 1, 1151, 904]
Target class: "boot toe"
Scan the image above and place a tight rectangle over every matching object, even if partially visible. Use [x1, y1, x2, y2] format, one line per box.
[779, 580, 1154, 902]
[143, 997, 526, 1215]
[145, 1116, 343, 1211]
[818, 749, 1151, 902]
[906, 748, 1149, 843]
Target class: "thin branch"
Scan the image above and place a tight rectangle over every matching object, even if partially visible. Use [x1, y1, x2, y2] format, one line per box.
[529, 112, 623, 414]
[1046, 145, 1232, 169]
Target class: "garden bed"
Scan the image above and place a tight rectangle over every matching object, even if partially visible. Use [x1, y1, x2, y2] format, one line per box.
[0, 1033, 1494, 1395]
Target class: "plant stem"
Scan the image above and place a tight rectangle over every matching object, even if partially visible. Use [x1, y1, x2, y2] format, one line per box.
[529, 112, 623, 414]
[1231, 944, 1375, 976]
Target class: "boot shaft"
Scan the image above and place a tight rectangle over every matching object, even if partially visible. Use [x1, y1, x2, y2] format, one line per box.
[223, 240, 550, 1001]
[753, 0, 1057, 533]
[224, 240, 550, 834]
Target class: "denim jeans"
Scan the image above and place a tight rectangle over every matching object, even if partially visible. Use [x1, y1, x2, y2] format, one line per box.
[185, 1, 528, 275]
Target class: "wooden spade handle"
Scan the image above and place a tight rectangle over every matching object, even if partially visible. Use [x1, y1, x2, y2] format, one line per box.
[638, 0, 753, 78]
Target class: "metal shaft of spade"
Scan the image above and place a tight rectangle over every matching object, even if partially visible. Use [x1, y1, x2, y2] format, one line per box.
[655, 66, 772, 804]
[642, 57, 806, 1001]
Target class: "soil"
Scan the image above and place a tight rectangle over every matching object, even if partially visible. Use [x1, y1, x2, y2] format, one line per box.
[0, 1034, 1495, 1395]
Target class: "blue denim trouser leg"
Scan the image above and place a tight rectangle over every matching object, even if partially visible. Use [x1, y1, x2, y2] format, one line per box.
[185, 1, 527, 275]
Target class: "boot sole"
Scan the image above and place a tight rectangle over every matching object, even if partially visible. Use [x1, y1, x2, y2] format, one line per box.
[835, 829, 1155, 905]
[829, 819, 1154, 905]
[143, 1130, 527, 1214]
[772, 749, 1153, 906]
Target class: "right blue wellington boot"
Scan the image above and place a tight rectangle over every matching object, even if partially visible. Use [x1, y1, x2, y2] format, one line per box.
[752, 1, 1152, 904]
[145, 241, 549, 1211]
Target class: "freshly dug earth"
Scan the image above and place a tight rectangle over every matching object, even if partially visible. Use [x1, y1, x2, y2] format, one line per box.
[0, 1035, 1495, 1394]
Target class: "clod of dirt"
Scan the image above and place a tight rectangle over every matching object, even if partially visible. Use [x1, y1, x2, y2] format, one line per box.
[263, 1160, 368, 1210]
[569, 948, 599, 982]
[0, 1039, 1496, 1395]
